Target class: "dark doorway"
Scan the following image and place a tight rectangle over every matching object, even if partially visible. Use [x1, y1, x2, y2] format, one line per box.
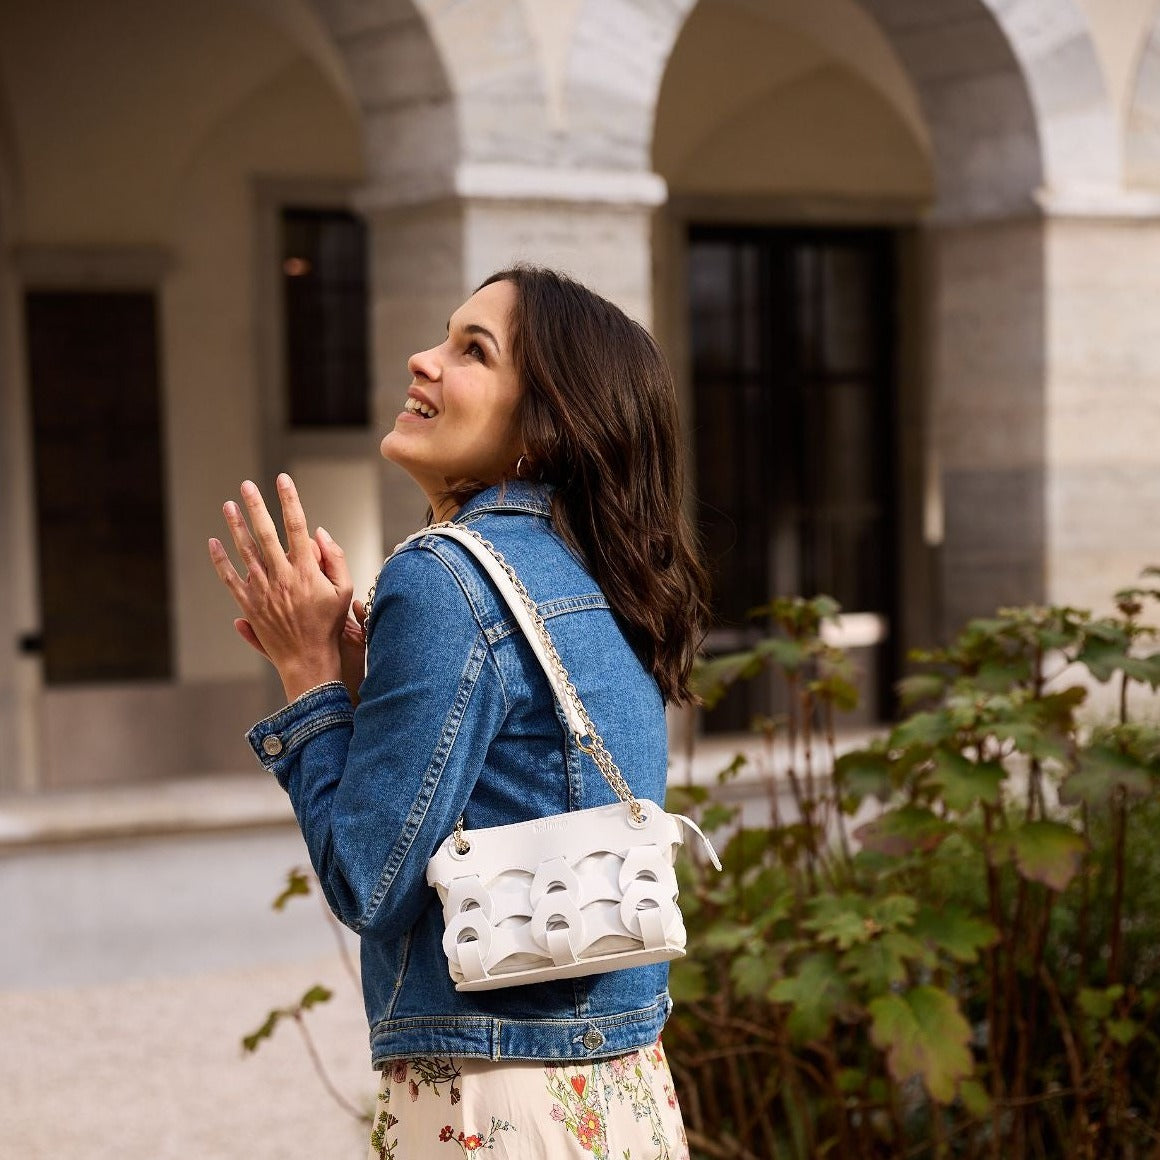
[25, 290, 172, 684]
[688, 226, 898, 729]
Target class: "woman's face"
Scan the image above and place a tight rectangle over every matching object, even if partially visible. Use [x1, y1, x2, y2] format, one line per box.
[381, 280, 523, 516]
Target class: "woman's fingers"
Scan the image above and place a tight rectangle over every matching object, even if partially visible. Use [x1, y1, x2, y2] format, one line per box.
[276, 473, 315, 564]
[240, 479, 287, 570]
[208, 537, 245, 599]
[222, 500, 264, 577]
[315, 526, 354, 601]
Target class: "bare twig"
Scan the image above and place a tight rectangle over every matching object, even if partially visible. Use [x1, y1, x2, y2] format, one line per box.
[291, 1011, 370, 1124]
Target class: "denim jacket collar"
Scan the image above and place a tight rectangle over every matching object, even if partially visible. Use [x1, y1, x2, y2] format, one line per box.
[452, 481, 554, 522]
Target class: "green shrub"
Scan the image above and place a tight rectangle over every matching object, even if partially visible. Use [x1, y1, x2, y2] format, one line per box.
[667, 580, 1160, 1159]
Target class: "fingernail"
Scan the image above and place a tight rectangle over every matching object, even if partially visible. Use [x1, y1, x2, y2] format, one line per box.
[241, 480, 257, 498]
[317, 526, 332, 542]
[278, 473, 292, 490]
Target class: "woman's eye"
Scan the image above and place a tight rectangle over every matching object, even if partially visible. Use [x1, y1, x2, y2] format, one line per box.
[466, 342, 486, 362]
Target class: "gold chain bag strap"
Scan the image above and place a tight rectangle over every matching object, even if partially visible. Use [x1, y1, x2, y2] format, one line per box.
[379, 522, 720, 992]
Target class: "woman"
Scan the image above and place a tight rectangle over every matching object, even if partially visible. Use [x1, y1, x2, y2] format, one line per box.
[209, 266, 710, 1158]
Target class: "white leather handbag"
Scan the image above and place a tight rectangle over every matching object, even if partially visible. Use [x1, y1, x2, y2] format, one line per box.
[410, 523, 721, 993]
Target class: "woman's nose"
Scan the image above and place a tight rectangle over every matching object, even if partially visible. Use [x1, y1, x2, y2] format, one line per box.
[407, 344, 441, 381]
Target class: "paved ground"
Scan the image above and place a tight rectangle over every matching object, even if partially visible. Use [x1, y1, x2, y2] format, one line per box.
[0, 788, 378, 1160]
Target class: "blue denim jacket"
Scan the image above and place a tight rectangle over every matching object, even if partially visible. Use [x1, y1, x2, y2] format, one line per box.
[246, 482, 673, 1067]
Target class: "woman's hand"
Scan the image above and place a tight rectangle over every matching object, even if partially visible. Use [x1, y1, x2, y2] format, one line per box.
[208, 474, 353, 703]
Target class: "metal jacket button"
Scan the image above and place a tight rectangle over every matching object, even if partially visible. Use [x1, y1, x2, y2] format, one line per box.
[581, 1029, 605, 1051]
[262, 735, 284, 756]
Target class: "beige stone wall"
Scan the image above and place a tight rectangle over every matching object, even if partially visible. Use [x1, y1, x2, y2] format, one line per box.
[1044, 216, 1160, 614]
[0, 0, 365, 787]
[163, 58, 363, 683]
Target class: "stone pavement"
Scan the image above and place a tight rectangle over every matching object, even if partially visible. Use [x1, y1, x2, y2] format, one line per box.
[0, 776, 377, 1160]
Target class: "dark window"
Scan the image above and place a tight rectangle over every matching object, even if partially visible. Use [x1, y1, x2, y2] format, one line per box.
[25, 291, 172, 684]
[688, 226, 898, 729]
[281, 207, 369, 427]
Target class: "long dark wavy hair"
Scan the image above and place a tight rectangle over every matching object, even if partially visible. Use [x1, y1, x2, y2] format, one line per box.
[477, 265, 711, 704]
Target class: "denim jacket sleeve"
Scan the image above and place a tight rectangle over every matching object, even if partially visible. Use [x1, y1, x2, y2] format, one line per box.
[246, 544, 508, 938]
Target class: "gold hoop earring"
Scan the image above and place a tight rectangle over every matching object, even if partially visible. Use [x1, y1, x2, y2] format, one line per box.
[515, 454, 529, 479]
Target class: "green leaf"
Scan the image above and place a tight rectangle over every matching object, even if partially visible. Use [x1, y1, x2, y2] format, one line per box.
[701, 922, 755, 953]
[699, 803, 740, 833]
[731, 950, 780, 999]
[958, 1078, 992, 1117]
[834, 749, 893, 803]
[836, 1068, 865, 1095]
[810, 595, 842, 621]
[1004, 821, 1087, 892]
[869, 894, 919, 930]
[716, 753, 749, 784]
[242, 1008, 286, 1053]
[889, 711, 953, 751]
[855, 806, 952, 858]
[755, 637, 808, 673]
[974, 658, 1030, 692]
[930, 750, 1005, 813]
[668, 960, 707, 1002]
[272, 867, 312, 911]
[811, 673, 859, 712]
[868, 986, 974, 1104]
[1108, 1019, 1140, 1046]
[804, 895, 874, 950]
[299, 985, 333, 1010]
[769, 952, 853, 1044]
[720, 827, 770, 874]
[912, 907, 999, 964]
[896, 673, 947, 708]
[1078, 985, 1123, 1020]
[691, 651, 765, 709]
[1060, 743, 1155, 807]
[665, 785, 708, 812]
[841, 931, 927, 991]
[1078, 636, 1133, 683]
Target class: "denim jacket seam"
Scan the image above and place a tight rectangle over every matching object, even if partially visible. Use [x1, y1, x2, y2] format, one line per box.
[356, 633, 491, 933]
[370, 997, 665, 1037]
[406, 539, 495, 631]
[484, 595, 609, 646]
[383, 929, 413, 1021]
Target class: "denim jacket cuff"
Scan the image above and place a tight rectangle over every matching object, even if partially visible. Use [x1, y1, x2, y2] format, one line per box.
[245, 681, 354, 772]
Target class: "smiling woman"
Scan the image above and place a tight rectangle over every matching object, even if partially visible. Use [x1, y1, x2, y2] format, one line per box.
[209, 266, 709, 1159]
[380, 279, 524, 519]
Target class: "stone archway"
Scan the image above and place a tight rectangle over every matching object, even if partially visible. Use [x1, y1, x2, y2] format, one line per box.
[310, 0, 459, 202]
[562, 0, 1116, 217]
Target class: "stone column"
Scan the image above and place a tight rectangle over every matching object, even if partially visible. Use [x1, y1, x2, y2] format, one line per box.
[1041, 200, 1160, 614]
[0, 224, 40, 793]
[922, 214, 1048, 640]
[358, 166, 666, 550]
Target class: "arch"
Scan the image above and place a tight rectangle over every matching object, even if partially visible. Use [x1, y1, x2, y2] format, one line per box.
[310, 0, 459, 202]
[575, 0, 1118, 220]
[1126, 9, 1160, 187]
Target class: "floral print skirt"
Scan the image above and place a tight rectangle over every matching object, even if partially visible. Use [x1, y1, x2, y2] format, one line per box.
[367, 1039, 690, 1159]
